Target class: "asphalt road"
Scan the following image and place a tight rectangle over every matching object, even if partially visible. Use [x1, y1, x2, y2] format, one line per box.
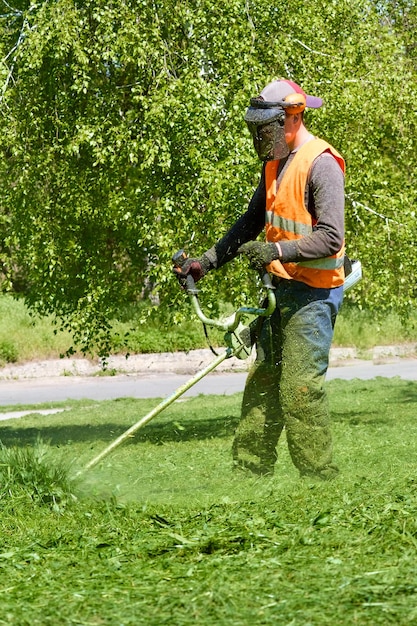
[0, 358, 416, 406]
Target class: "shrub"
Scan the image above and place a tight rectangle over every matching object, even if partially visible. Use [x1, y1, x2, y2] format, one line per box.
[0, 338, 19, 364]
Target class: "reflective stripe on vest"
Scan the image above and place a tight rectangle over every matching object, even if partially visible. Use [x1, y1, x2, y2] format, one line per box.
[297, 256, 345, 270]
[265, 212, 313, 237]
[265, 138, 345, 289]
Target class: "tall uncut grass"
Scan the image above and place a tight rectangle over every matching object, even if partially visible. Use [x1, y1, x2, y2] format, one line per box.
[0, 294, 415, 365]
[0, 439, 75, 511]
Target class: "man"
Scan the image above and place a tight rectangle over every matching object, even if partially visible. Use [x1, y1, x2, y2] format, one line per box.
[177, 79, 345, 480]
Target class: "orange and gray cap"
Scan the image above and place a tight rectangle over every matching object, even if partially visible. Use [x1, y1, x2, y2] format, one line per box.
[244, 79, 323, 127]
[260, 79, 323, 109]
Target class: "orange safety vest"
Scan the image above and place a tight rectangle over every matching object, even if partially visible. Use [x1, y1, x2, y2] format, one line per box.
[265, 138, 345, 288]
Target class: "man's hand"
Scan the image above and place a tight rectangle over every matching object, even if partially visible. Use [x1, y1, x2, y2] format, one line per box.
[237, 241, 280, 271]
[173, 254, 212, 288]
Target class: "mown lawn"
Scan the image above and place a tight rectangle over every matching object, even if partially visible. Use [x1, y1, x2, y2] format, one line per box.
[0, 377, 416, 625]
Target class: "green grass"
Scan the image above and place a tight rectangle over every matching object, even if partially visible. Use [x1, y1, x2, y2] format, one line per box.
[0, 295, 76, 365]
[0, 294, 416, 365]
[0, 378, 417, 624]
[0, 294, 224, 363]
[333, 304, 417, 349]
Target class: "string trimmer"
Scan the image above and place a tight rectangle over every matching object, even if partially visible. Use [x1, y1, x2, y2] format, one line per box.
[80, 252, 276, 474]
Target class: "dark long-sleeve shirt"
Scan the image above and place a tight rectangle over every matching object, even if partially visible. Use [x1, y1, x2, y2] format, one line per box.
[206, 149, 345, 269]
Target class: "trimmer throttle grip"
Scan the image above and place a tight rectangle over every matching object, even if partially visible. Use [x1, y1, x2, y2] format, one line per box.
[185, 274, 198, 294]
[261, 272, 275, 290]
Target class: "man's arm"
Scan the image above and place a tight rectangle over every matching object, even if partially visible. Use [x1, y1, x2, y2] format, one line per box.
[176, 169, 266, 284]
[206, 168, 266, 269]
[278, 153, 345, 262]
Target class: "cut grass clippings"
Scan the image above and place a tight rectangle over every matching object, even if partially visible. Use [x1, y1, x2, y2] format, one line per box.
[0, 377, 417, 624]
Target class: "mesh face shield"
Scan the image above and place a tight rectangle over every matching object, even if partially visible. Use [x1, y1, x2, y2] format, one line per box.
[244, 98, 289, 161]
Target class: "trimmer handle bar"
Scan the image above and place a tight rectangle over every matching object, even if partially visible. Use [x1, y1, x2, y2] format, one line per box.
[172, 249, 276, 332]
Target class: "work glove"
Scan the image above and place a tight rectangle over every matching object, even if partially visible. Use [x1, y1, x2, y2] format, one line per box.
[237, 241, 280, 272]
[173, 253, 213, 288]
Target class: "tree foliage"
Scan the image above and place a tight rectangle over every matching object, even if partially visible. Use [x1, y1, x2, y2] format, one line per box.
[0, 0, 415, 353]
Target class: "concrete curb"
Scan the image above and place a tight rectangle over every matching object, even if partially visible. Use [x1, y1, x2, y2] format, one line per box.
[0, 344, 415, 380]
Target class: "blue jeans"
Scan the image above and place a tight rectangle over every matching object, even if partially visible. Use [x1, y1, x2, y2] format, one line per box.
[232, 280, 344, 478]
